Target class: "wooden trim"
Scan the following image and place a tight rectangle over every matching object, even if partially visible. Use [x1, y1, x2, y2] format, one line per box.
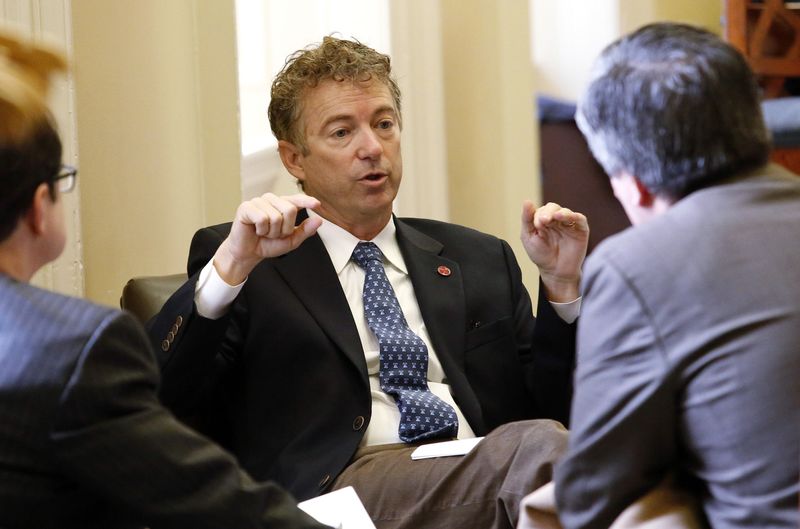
[772, 147, 800, 173]
[724, 0, 800, 97]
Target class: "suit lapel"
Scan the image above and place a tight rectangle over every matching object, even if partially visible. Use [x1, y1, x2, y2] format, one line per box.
[396, 219, 487, 432]
[395, 219, 467, 372]
[273, 230, 368, 380]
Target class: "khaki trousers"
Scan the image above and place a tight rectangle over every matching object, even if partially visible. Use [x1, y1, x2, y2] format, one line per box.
[332, 419, 568, 529]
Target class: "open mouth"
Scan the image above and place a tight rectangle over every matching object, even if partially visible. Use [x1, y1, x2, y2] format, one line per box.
[362, 172, 387, 182]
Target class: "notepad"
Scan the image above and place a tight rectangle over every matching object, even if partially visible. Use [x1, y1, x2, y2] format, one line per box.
[298, 486, 376, 529]
[410, 436, 484, 460]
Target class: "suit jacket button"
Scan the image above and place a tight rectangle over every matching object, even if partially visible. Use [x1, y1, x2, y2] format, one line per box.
[175, 315, 183, 327]
[352, 416, 365, 430]
[170, 323, 179, 334]
[318, 474, 331, 488]
[161, 340, 170, 352]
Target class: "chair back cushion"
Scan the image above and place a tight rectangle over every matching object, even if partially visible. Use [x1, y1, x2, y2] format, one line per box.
[120, 273, 187, 324]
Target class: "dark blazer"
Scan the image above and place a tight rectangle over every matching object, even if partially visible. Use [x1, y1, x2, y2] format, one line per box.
[151, 215, 576, 501]
[0, 275, 323, 529]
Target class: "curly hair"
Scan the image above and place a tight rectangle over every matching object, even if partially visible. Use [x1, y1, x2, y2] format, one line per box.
[268, 36, 402, 153]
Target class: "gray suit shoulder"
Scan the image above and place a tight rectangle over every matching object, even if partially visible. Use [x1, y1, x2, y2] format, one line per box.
[590, 164, 800, 274]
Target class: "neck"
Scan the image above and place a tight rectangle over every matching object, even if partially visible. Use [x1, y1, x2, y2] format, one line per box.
[630, 195, 675, 225]
[313, 207, 392, 241]
[0, 232, 41, 282]
[0, 253, 34, 282]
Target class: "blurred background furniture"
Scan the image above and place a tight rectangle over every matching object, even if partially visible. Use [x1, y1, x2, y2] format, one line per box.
[120, 273, 187, 325]
[536, 89, 800, 256]
[762, 96, 800, 172]
[724, 0, 800, 173]
[537, 95, 631, 254]
[724, 0, 800, 98]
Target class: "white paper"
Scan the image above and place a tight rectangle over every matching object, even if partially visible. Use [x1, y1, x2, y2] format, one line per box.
[410, 436, 484, 460]
[298, 486, 376, 529]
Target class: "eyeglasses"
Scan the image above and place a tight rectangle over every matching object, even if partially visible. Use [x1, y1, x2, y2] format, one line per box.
[53, 164, 78, 193]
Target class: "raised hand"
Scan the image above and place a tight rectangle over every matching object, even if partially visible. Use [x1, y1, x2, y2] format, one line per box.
[520, 200, 589, 302]
[213, 193, 322, 285]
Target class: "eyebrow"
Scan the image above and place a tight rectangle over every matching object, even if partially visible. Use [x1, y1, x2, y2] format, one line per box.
[320, 105, 398, 130]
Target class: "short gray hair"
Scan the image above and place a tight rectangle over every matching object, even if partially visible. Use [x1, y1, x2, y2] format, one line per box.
[577, 23, 770, 198]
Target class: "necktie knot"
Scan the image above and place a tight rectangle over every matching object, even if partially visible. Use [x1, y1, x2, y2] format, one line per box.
[352, 241, 383, 269]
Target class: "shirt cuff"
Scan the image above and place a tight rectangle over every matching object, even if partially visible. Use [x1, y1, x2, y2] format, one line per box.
[194, 259, 246, 319]
[549, 297, 581, 324]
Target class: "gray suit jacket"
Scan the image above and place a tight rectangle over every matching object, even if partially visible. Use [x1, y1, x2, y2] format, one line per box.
[0, 275, 324, 529]
[555, 164, 800, 529]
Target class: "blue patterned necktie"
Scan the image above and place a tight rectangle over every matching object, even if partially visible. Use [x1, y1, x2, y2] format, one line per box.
[352, 242, 458, 443]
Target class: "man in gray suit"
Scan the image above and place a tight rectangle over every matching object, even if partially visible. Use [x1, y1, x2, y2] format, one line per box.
[0, 33, 324, 529]
[554, 23, 800, 529]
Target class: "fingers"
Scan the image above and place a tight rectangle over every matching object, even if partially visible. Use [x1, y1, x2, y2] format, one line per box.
[532, 202, 588, 233]
[256, 214, 322, 254]
[237, 193, 320, 239]
[292, 215, 323, 246]
[520, 199, 536, 231]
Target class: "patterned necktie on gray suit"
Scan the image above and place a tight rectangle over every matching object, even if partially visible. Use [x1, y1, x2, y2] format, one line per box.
[352, 241, 459, 443]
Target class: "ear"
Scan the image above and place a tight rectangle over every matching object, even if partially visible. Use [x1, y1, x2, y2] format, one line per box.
[24, 183, 53, 236]
[632, 176, 655, 207]
[611, 172, 654, 206]
[278, 140, 306, 185]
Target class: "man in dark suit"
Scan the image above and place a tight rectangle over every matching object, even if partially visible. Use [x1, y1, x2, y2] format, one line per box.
[555, 23, 800, 528]
[151, 36, 589, 529]
[0, 32, 323, 529]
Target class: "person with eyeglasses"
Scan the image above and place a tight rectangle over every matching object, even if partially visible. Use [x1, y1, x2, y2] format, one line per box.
[0, 32, 325, 529]
[54, 163, 78, 193]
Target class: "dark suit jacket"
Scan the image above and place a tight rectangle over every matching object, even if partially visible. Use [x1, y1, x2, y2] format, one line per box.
[0, 275, 323, 529]
[151, 215, 576, 501]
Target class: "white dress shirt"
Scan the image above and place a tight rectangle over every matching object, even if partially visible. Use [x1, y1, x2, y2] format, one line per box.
[194, 212, 580, 446]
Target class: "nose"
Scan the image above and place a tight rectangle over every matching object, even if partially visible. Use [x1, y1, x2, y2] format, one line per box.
[356, 128, 383, 160]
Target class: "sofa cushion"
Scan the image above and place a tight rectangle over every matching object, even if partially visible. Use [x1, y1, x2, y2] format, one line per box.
[762, 97, 800, 147]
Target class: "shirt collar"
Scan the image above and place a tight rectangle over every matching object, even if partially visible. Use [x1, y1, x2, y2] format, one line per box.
[309, 209, 408, 275]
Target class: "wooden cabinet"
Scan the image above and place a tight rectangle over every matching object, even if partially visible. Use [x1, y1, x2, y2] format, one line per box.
[724, 0, 800, 97]
[725, 1, 800, 173]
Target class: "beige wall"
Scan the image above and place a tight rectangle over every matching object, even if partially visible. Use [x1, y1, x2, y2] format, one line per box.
[72, 0, 240, 306]
[620, 0, 724, 34]
[441, 0, 540, 292]
[531, 0, 723, 100]
[531, 0, 622, 101]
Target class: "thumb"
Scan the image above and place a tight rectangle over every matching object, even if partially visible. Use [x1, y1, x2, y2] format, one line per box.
[289, 215, 322, 248]
[521, 200, 536, 234]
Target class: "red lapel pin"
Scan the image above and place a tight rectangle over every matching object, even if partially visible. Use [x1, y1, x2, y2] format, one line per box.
[437, 265, 451, 277]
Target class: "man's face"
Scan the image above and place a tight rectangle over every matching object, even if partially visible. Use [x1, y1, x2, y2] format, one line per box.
[283, 78, 402, 235]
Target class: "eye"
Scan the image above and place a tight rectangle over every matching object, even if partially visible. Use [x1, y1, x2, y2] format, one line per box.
[332, 128, 349, 138]
[377, 119, 394, 130]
